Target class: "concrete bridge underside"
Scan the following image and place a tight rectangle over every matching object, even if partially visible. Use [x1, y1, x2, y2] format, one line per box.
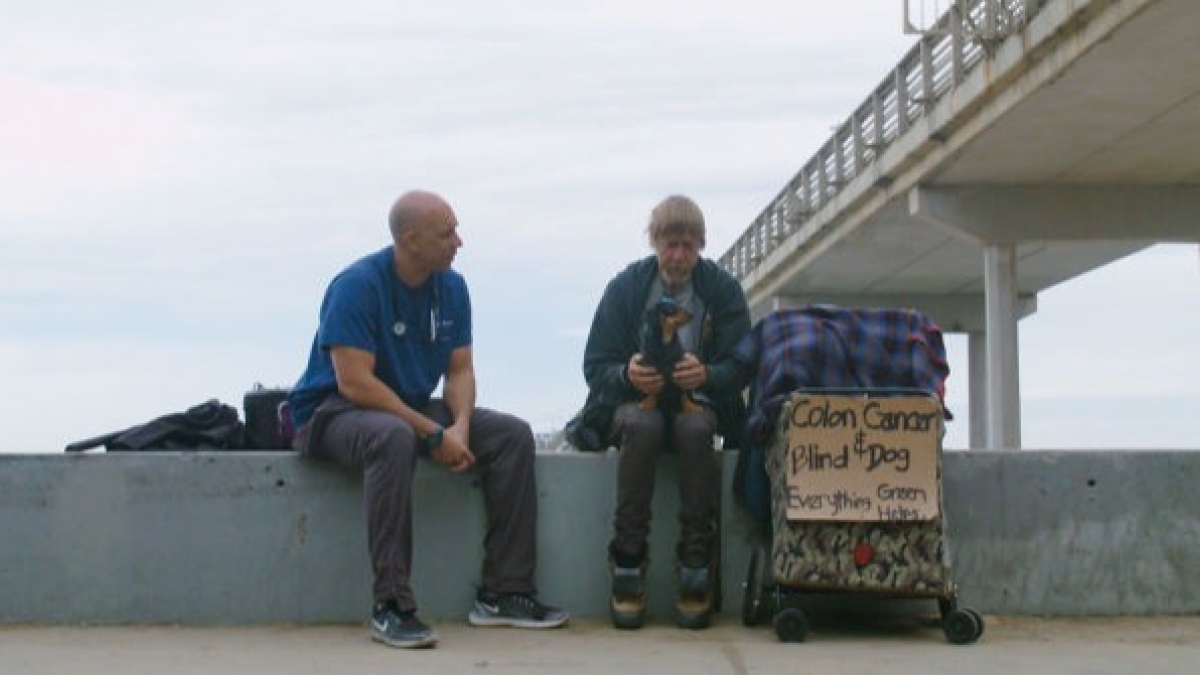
[722, 0, 1200, 449]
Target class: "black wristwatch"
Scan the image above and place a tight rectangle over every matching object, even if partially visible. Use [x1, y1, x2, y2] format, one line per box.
[423, 425, 444, 450]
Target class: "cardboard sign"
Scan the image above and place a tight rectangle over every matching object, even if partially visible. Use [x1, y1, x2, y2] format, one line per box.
[782, 393, 941, 522]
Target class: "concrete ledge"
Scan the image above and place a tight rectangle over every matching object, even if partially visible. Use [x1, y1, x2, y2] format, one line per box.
[2, 450, 1199, 624]
[0, 450, 743, 624]
[944, 450, 1200, 615]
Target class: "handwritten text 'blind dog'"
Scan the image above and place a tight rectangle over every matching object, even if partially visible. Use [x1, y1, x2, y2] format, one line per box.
[783, 393, 941, 522]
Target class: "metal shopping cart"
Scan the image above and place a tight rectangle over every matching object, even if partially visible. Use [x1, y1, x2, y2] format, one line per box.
[741, 388, 983, 644]
[732, 306, 982, 644]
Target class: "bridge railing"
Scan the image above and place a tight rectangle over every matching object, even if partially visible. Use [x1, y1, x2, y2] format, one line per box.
[719, 0, 1038, 281]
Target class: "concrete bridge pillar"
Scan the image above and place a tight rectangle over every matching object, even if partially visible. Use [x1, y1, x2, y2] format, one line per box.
[983, 243, 1022, 449]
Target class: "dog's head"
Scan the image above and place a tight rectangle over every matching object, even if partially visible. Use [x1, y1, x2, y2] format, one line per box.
[650, 296, 691, 344]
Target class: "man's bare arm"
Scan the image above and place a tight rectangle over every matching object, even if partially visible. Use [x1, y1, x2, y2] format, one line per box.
[442, 346, 476, 445]
[330, 345, 437, 435]
[331, 345, 474, 472]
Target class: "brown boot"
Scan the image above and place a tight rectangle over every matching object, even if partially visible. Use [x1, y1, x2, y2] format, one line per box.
[610, 559, 648, 629]
[675, 564, 714, 629]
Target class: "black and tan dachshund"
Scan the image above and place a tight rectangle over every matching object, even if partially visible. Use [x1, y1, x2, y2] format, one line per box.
[637, 296, 701, 414]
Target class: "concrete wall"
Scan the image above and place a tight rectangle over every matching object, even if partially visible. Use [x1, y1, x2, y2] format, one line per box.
[2, 450, 1198, 625]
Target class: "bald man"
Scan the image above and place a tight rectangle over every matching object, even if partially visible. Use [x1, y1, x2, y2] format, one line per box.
[288, 190, 567, 649]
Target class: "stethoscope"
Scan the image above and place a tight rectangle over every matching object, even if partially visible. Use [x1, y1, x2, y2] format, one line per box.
[393, 279, 441, 343]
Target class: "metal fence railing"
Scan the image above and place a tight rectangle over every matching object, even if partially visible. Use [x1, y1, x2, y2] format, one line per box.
[718, 0, 1040, 281]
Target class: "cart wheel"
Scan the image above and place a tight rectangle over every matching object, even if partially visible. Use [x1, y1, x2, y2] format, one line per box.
[962, 608, 985, 637]
[773, 607, 810, 643]
[942, 608, 982, 645]
[742, 544, 769, 627]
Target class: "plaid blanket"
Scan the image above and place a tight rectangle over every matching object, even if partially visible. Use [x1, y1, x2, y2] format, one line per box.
[733, 304, 951, 519]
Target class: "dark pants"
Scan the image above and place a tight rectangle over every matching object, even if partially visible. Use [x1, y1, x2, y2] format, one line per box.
[293, 393, 538, 613]
[610, 402, 720, 569]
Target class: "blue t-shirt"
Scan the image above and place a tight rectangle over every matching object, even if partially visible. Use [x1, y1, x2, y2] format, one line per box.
[288, 246, 472, 427]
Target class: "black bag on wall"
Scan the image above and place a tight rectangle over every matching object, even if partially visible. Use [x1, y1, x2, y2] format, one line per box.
[243, 385, 292, 450]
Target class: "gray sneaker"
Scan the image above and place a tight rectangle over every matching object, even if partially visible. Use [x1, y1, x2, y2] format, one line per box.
[371, 602, 438, 648]
[468, 591, 570, 629]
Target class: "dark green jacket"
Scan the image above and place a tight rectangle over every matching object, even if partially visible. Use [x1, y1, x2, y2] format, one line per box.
[571, 256, 752, 451]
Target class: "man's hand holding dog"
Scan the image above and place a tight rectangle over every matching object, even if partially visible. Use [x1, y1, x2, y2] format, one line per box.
[627, 353, 664, 395]
[627, 352, 707, 394]
[671, 352, 707, 391]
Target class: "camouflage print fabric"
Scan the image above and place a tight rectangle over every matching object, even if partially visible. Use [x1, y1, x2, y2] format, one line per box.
[766, 398, 952, 597]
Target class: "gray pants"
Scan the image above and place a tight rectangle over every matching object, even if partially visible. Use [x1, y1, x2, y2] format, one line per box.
[610, 402, 720, 568]
[294, 393, 538, 613]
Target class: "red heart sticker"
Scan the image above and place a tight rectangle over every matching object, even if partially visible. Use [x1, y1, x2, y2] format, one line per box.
[853, 542, 874, 567]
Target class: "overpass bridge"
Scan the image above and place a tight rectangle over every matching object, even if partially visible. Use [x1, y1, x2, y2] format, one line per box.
[719, 0, 1200, 449]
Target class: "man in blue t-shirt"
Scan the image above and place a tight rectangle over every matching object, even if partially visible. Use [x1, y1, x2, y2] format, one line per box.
[288, 190, 567, 649]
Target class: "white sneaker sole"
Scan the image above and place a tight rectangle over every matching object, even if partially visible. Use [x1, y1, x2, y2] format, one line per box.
[371, 630, 439, 648]
[467, 611, 569, 629]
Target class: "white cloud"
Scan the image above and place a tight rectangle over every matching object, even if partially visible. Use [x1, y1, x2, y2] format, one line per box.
[0, 74, 205, 222]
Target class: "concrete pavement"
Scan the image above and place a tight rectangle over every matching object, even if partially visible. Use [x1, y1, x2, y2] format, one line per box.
[3, 615, 1198, 675]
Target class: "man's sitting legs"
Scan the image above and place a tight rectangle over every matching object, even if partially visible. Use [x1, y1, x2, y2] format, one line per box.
[300, 398, 567, 646]
[609, 404, 664, 629]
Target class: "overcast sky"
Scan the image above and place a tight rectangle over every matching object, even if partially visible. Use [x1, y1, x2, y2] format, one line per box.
[3, 0, 1197, 453]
